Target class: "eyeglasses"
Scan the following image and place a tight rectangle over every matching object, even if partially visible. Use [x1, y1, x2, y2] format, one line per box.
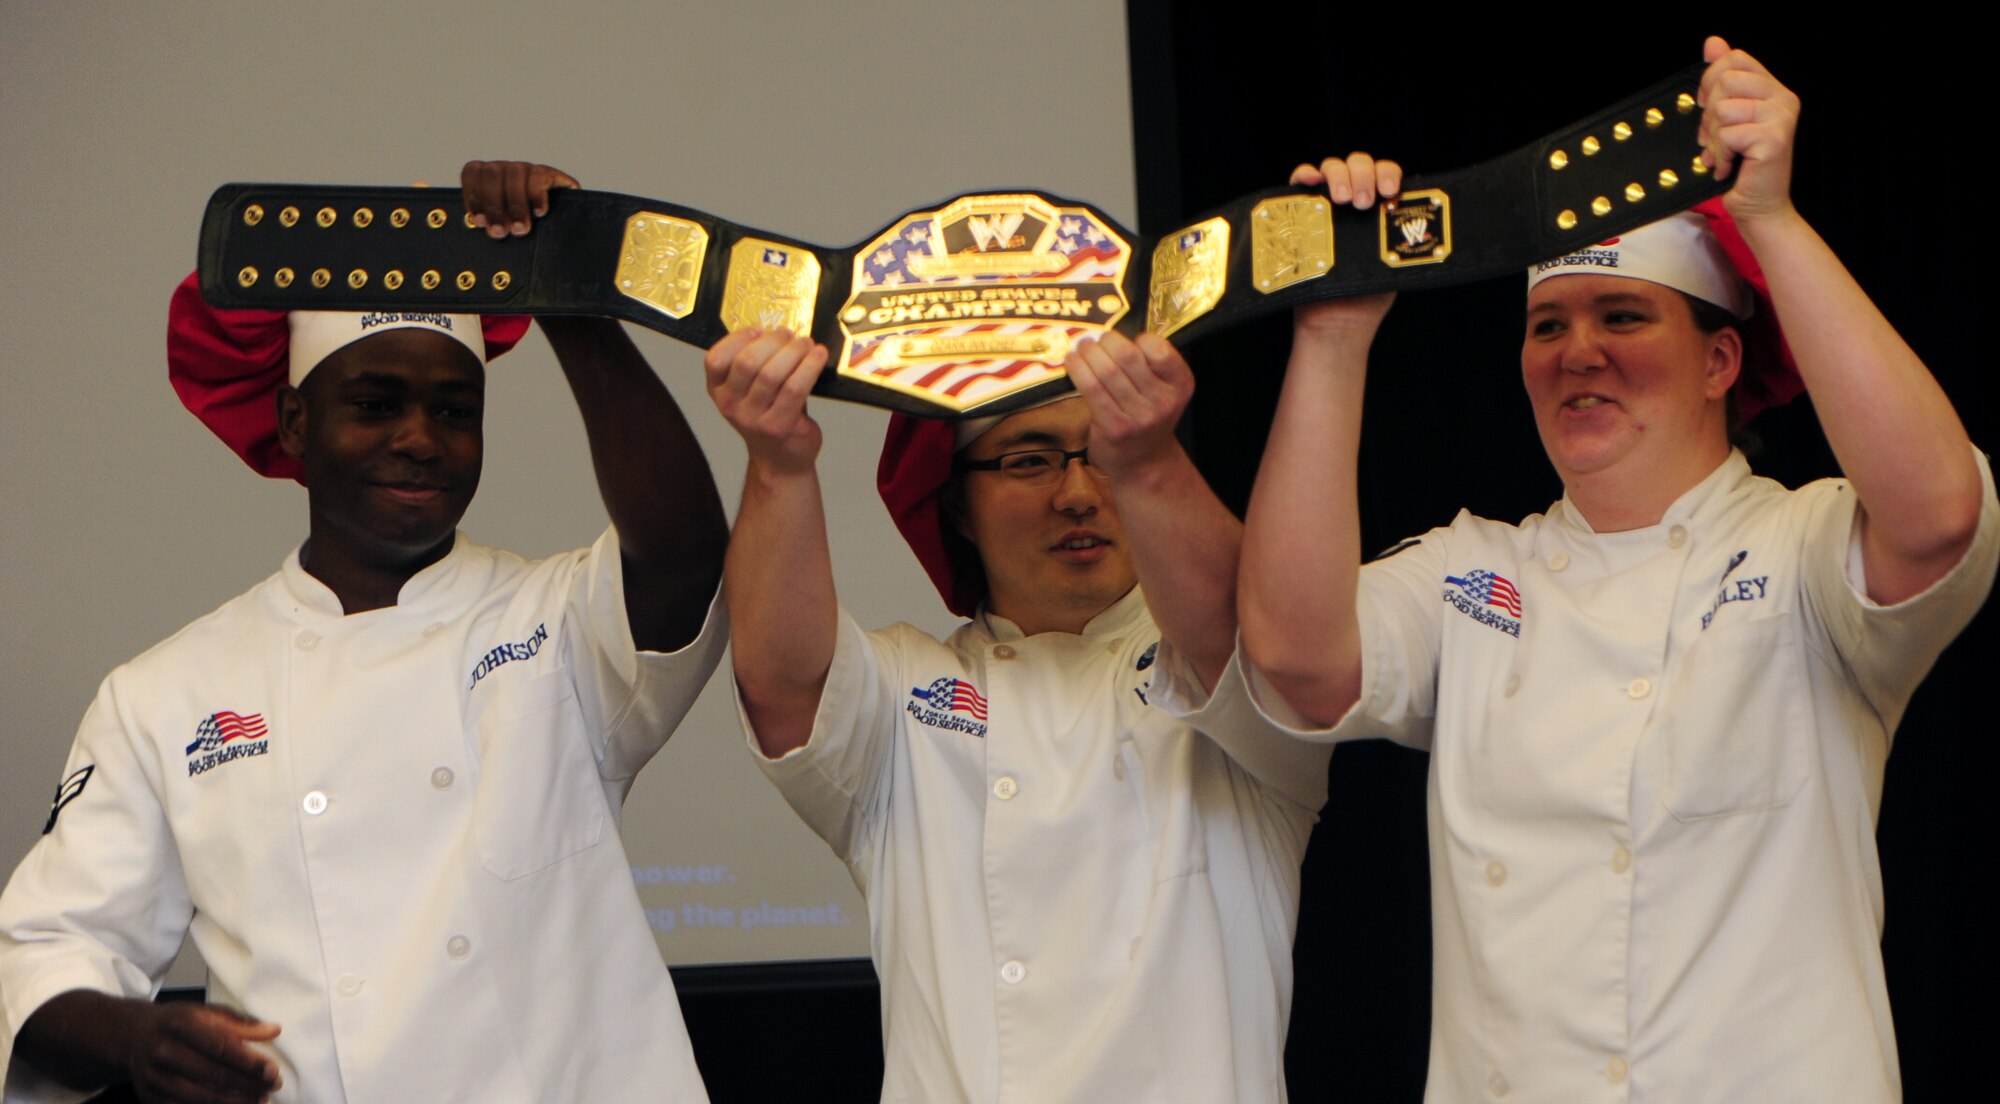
[957, 447, 1112, 486]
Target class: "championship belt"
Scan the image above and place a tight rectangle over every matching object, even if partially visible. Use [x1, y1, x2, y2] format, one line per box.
[200, 63, 1724, 419]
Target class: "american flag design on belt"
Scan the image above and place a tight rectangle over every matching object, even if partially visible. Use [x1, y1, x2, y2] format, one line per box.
[1445, 570, 1524, 618]
[913, 677, 989, 720]
[841, 201, 1129, 409]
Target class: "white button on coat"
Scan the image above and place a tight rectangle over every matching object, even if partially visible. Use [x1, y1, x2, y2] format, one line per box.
[430, 767, 455, 790]
[294, 629, 319, 650]
[993, 776, 1019, 800]
[302, 791, 328, 816]
[1610, 846, 1632, 874]
[1546, 551, 1570, 572]
[992, 644, 1016, 660]
[335, 974, 363, 997]
[1606, 1057, 1629, 1084]
[446, 935, 471, 960]
[1484, 861, 1507, 886]
[1487, 1070, 1509, 1098]
[998, 960, 1026, 984]
[1627, 677, 1652, 700]
[1667, 524, 1689, 548]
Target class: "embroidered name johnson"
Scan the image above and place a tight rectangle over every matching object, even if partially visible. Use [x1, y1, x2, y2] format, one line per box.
[467, 623, 549, 689]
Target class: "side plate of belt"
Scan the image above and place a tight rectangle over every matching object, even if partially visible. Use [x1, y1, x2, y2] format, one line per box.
[200, 63, 1724, 420]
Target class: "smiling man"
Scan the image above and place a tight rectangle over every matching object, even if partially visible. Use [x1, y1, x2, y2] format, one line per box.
[705, 325, 1330, 1102]
[0, 163, 728, 1103]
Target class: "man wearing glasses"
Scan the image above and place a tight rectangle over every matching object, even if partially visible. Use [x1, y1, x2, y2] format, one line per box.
[704, 325, 1329, 1102]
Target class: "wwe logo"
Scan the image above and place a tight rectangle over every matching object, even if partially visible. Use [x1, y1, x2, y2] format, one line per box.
[1397, 214, 1432, 249]
[968, 212, 1025, 252]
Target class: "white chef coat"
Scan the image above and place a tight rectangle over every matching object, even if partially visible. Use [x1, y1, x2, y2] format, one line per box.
[743, 586, 1330, 1104]
[0, 528, 724, 1104]
[1242, 449, 1999, 1103]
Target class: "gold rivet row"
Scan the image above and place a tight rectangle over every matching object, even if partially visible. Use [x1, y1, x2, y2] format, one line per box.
[243, 205, 264, 226]
[238, 266, 258, 287]
[266, 265, 500, 295]
[1549, 94, 1703, 230]
[266, 202, 444, 232]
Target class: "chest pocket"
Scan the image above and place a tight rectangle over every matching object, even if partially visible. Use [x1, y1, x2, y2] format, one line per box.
[468, 667, 606, 879]
[1659, 616, 1809, 820]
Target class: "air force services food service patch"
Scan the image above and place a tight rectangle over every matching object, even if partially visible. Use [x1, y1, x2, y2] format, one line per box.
[908, 676, 990, 738]
[1444, 569, 1523, 637]
[184, 710, 270, 777]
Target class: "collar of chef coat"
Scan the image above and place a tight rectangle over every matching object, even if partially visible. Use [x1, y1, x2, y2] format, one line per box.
[1549, 449, 1753, 539]
[973, 583, 1150, 643]
[279, 531, 472, 618]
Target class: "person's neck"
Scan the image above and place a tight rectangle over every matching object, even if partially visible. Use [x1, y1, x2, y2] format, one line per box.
[299, 529, 454, 615]
[1563, 441, 1732, 533]
[987, 588, 1129, 638]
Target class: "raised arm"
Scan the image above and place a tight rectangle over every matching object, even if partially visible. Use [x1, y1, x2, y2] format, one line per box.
[1236, 155, 1400, 727]
[1066, 332, 1239, 687]
[703, 328, 838, 757]
[1698, 38, 1984, 603]
[461, 161, 727, 651]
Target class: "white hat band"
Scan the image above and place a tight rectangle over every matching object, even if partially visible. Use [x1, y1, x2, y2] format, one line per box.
[287, 310, 487, 384]
[1527, 210, 1752, 318]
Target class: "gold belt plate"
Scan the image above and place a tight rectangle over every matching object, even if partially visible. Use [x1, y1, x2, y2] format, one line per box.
[834, 193, 1132, 416]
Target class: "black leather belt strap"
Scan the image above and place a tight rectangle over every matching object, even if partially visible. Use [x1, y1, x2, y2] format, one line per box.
[199, 62, 1724, 419]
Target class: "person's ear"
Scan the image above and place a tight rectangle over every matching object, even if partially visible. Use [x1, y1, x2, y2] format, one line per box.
[1704, 326, 1743, 401]
[277, 385, 308, 458]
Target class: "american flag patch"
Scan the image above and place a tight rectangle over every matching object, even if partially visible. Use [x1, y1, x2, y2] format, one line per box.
[1446, 570, 1524, 618]
[912, 677, 989, 720]
[185, 711, 269, 756]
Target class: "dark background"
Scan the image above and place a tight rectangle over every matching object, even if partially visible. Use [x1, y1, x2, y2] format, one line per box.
[106, 14, 1988, 1104]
